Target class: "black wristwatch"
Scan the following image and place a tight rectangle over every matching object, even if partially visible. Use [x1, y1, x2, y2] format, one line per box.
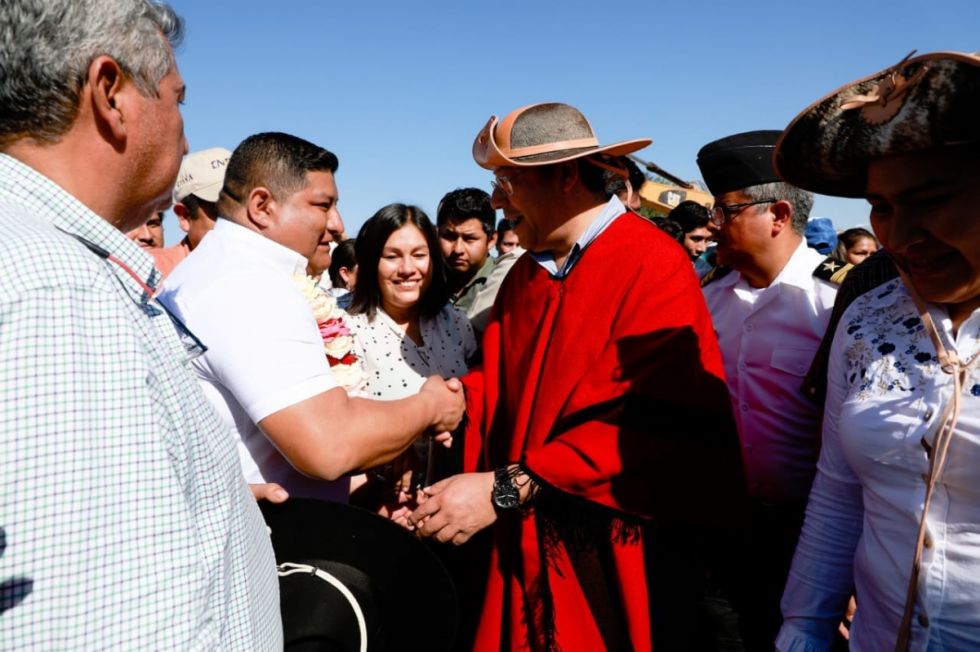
[492, 466, 521, 510]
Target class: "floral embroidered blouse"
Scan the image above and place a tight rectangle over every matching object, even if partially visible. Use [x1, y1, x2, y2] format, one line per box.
[778, 278, 980, 651]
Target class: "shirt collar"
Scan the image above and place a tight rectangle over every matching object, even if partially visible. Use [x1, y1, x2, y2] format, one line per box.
[711, 237, 816, 292]
[211, 217, 309, 277]
[773, 238, 821, 291]
[0, 153, 159, 288]
[529, 195, 626, 279]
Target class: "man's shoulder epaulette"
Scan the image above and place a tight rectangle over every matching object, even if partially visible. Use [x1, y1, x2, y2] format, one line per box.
[700, 265, 732, 288]
[813, 256, 852, 285]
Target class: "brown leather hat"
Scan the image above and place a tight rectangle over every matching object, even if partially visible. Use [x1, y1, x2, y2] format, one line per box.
[775, 51, 980, 198]
[472, 102, 651, 169]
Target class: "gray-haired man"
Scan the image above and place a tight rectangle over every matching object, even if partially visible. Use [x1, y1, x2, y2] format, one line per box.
[0, 1, 280, 647]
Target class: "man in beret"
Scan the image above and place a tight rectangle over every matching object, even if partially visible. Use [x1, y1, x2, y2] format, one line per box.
[696, 129, 837, 649]
[409, 102, 746, 651]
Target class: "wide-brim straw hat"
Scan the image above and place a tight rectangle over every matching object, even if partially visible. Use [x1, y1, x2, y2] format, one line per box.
[774, 51, 980, 198]
[472, 102, 651, 169]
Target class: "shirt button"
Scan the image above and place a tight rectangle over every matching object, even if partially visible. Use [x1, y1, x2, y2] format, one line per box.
[744, 323, 753, 332]
[918, 613, 930, 628]
[924, 534, 933, 548]
[924, 409, 934, 421]
[741, 403, 749, 412]
[738, 362, 747, 371]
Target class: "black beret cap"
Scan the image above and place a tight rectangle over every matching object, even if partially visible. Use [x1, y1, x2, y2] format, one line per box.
[696, 130, 782, 196]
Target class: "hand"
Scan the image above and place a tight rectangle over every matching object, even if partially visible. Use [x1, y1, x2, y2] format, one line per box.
[419, 375, 465, 434]
[250, 482, 289, 503]
[408, 472, 497, 545]
[838, 595, 857, 640]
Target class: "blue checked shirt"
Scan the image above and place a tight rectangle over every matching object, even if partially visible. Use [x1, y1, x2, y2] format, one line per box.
[0, 155, 281, 649]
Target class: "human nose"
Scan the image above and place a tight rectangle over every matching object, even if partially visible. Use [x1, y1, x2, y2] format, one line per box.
[490, 185, 509, 210]
[327, 207, 345, 240]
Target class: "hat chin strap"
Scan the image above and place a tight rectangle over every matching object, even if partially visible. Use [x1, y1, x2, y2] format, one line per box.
[279, 562, 368, 652]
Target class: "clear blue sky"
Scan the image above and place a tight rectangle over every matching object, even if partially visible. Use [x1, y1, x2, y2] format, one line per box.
[163, 0, 977, 245]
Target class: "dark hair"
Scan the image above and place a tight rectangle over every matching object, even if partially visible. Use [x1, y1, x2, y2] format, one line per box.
[496, 218, 518, 237]
[577, 157, 611, 197]
[603, 157, 646, 199]
[328, 239, 357, 289]
[179, 193, 217, 219]
[348, 204, 449, 320]
[436, 188, 495, 236]
[651, 216, 685, 244]
[834, 227, 878, 262]
[218, 132, 339, 215]
[667, 200, 710, 234]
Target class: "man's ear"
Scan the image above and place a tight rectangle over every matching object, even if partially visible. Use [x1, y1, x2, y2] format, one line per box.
[769, 199, 793, 235]
[87, 56, 129, 144]
[173, 203, 192, 234]
[246, 187, 276, 229]
[557, 161, 580, 193]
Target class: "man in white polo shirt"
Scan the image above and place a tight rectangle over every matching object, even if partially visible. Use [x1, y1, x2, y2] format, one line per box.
[159, 132, 464, 501]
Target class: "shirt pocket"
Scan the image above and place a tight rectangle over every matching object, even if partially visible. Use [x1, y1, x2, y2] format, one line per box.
[770, 346, 816, 377]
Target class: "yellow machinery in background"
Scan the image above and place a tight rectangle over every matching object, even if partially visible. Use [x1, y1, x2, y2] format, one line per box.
[629, 155, 713, 216]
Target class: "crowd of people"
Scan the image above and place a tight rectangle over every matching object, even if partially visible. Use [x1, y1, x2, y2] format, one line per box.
[2, 1, 979, 650]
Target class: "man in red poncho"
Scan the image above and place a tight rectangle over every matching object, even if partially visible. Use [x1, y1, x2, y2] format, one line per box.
[410, 102, 747, 651]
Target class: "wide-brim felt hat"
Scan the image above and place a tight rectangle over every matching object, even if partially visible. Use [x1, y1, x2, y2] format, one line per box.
[472, 102, 651, 169]
[775, 50, 980, 198]
[260, 499, 458, 651]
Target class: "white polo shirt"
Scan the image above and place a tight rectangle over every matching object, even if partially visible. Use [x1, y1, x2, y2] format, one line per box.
[159, 219, 347, 502]
[703, 239, 837, 502]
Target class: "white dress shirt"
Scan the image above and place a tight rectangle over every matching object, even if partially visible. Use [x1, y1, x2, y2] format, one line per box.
[347, 306, 476, 400]
[159, 219, 347, 502]
[778, 278, 980, 652]
[703, 239, 837, 502]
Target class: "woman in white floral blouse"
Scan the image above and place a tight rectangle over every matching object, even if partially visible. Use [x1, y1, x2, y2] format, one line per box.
[773, 52, 980, 651]
[345, 203, 477, 516]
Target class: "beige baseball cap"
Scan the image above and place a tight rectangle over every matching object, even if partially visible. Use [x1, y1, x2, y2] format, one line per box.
[172, 147, 232, 203]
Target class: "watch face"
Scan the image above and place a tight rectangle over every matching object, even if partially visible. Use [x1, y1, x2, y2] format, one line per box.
[493, 469, 521, 510]
[493, 484, 520, 510]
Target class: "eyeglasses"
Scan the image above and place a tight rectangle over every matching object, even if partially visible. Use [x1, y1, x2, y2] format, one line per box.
[710, 199, 776, 227]
[490, 171, 524, 196]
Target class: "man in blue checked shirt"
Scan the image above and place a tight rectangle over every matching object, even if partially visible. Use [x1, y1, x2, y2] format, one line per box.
[0, 1, 281, 649]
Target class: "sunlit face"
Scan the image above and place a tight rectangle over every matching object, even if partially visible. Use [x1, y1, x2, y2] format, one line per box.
[490, 166, 553, 253]
[126, 210, 165, 248]
[706, 191, 774, 270]
[497, 229, 520, 255]
[845, 236, 878, 266]
[272, 170, 344, 263]
[866, 149, 980, 307]
[439, 217, 493, 276]
[128, 63, 188, 228]
[682, 226, 712, 261]
[378, 224, 433, 315]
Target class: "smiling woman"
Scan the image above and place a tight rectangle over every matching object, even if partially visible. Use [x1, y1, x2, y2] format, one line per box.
[345, 204, 477, 512]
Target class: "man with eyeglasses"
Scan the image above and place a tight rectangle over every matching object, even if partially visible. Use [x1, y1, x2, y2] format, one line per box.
[696, 130, 837, 650]
[407, 102, 746, 651]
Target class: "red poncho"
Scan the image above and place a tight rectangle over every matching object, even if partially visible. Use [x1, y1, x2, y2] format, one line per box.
[462, 212, 746, 651]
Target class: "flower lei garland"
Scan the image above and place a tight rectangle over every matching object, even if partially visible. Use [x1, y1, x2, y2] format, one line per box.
[293, 274, 367, 393]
